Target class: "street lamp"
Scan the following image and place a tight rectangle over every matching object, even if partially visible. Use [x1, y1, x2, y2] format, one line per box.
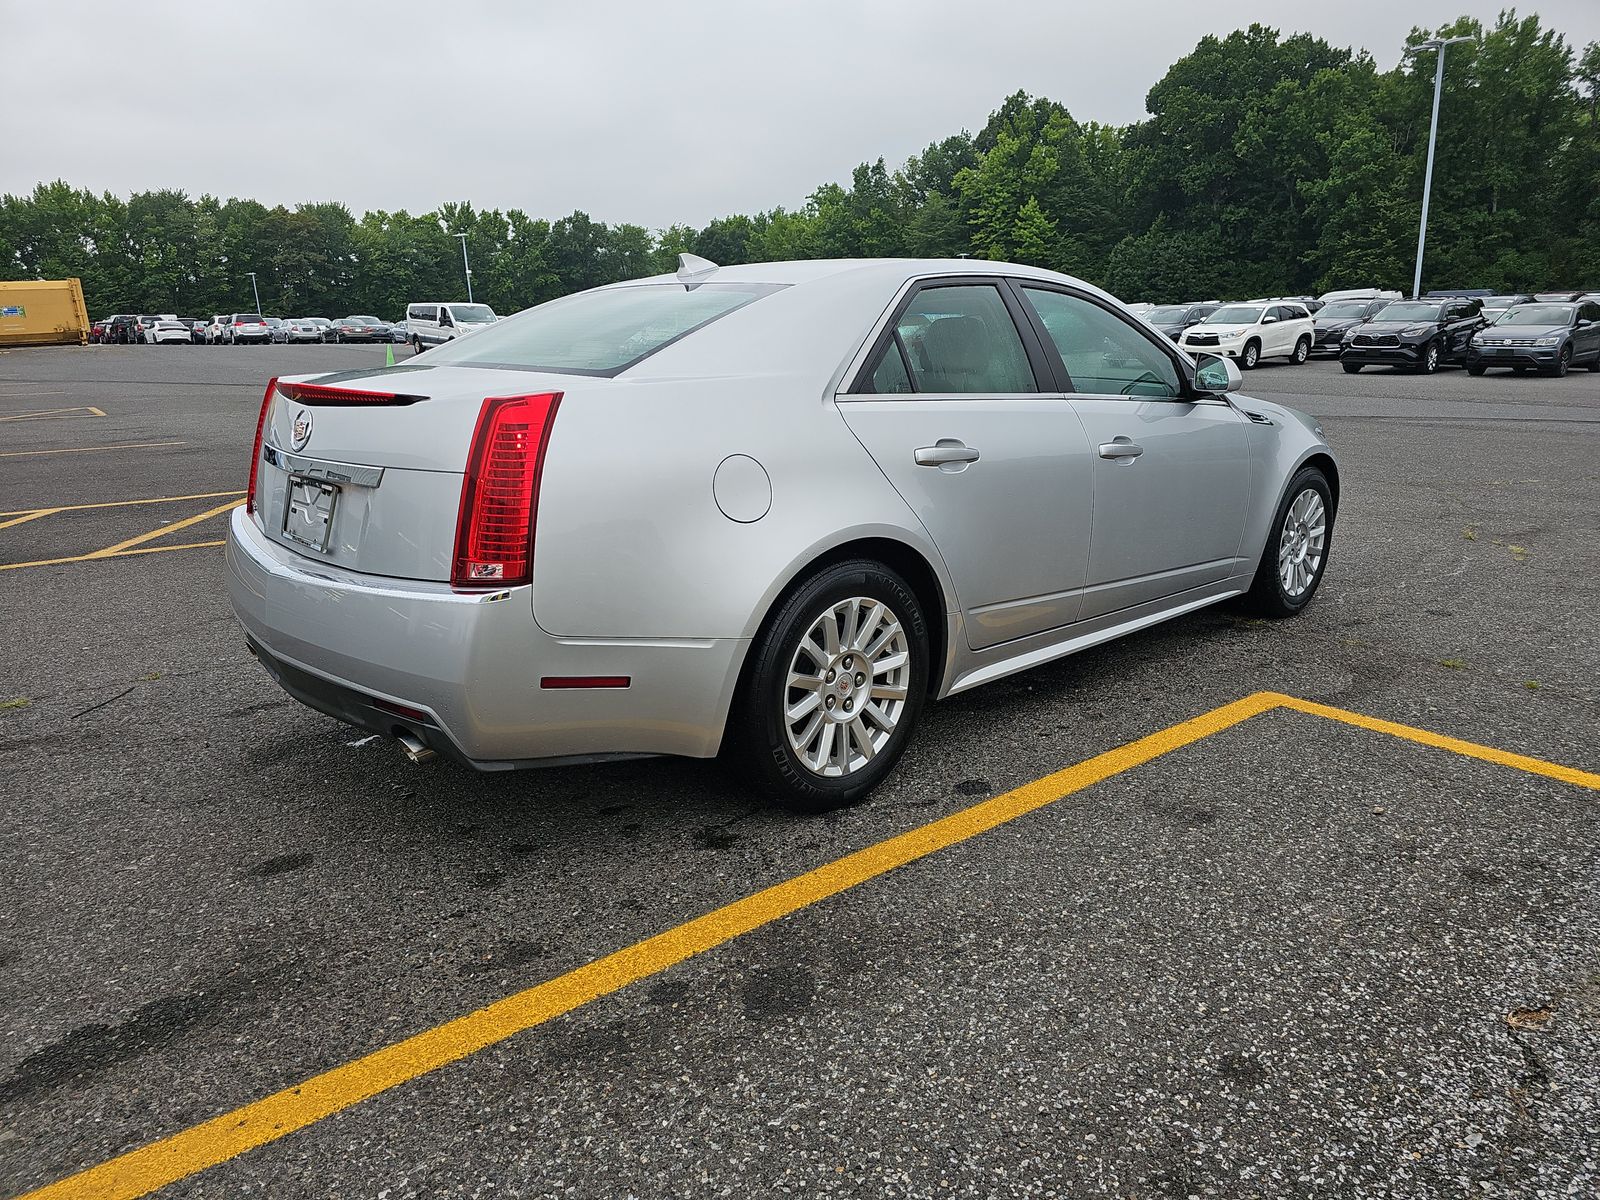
[454, 232, 473, 302]
[246, 271, 262, 314]
[1406, 35, 1474, 300]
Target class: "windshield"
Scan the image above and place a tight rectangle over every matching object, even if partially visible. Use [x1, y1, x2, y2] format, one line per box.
[1317, 302, 1371, 320]
[1483, 296, 1524, 307]
[1146, 305, 1192, 322]
[1374, 302, 1442, 322]
[447, 304, 497, 325]
[1203, 306, 1264, 325]
[1494, 304, 1574, 325]
[423, 282, 784, 375]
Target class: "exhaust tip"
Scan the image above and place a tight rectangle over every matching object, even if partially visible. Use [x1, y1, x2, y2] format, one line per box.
[394, 730, 436, 765]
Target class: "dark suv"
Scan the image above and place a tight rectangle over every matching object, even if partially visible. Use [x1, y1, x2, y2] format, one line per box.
[1310, 298, 1389, 357]
[1340, 298, 1485, 374]
[1142, 302, 1219, 341]
[1467, 300, 1600, 377]
[104, 314, 142, 344]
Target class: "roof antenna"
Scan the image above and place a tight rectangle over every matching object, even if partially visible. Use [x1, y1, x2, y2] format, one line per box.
[676, 253, 719, 282]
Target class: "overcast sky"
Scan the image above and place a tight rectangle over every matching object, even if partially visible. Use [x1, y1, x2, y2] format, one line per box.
[8, 2, 1600, 229]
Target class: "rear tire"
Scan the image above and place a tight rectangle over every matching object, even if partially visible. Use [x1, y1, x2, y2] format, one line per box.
[1291, 336, 1311, 364]
[1243, 467, 1333, 618]
[729, 559, 929, 812]
[1417, 342, 1440, 374]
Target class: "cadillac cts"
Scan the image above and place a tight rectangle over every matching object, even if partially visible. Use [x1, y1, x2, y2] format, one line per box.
[227, 257, 1339, 808]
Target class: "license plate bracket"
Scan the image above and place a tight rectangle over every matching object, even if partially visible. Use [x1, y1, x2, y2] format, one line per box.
[283, 475, 339, 552]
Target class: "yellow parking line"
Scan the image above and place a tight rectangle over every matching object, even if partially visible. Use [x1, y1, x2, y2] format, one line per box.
[0, 441, 184, 459]
[17, 692, 1599, 1200]
[1272, 692, 1600, 790]
[0, 490, 244, 518]
[0, 541, 226, 572]
[0, 508, 61, 531]
[85, 499, 244, 558]
[0, 406, 106, 422]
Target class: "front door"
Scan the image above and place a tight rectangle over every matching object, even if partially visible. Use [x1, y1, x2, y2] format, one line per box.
[838, 280, 1095, 650]
[1016, 284, 1253, 620]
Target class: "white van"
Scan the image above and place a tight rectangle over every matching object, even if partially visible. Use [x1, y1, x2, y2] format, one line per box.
[1317, 288, 1402, 305]
[405, 302, 499, 352]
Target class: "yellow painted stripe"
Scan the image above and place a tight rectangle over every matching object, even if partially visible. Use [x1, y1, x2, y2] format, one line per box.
[0, 491, 243, 518]
[0, 406, 103, 422]
[86, 499, 244, 558]
[0, 508, 60, 531]
[1270, 692, 1600, 790]
[17, 692, 1280, 1200]
[0, 540, 226, 573]
[0, 441, 183, 459]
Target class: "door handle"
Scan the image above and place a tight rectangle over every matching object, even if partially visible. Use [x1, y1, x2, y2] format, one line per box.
[914, 440, 981, 468]
[1098, 437, 1144, 460]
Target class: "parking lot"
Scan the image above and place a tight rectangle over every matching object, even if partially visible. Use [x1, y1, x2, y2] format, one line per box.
[2, 344, 1597, 1198]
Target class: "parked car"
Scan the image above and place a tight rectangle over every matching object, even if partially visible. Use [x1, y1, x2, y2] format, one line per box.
[203, 315, 226, 344]
[131, 315, 160, 343]
[405, 302, 499, 351]
[1310, 298, 1391, 356]
[1339, 298, 1484, 374]
[1532, 292, 1585, 303]
[388, 319, 410, 344]
[330, 316, 390, 343]
[229, 257, 1339, 808]
[1424, 289, 1494, 299]
[1479, 294, 1535, 322]
[263, 317, 288, 343]
[1142, 302, 1220, 341]
[1178, 302, 1315, 368]
[278, 318, 324, 344]
[1467, 300, 1600, 377]
[88, 317, 110, 344]
[144, 314, 191, 345]
[105, 315, 142, 344]
[181, 316, 208, 345]
[227, 314, 273, 345]
[300, 317, 335, 343]
[1316, 288, 1402, 306]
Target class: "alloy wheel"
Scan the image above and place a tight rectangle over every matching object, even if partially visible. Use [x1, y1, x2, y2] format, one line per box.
[783, 596, 911, 778]
[1278, 489, 1327, 599]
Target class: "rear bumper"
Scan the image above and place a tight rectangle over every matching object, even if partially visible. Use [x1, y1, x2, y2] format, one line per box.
[225, 508, 746, 768]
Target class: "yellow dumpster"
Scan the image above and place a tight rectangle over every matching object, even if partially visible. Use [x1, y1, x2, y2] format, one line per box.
[0, 278, 90, 347]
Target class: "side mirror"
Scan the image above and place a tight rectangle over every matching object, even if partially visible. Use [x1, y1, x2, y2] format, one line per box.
[1261, 315, 1279, 324]
[1194, 353, 1242, 395]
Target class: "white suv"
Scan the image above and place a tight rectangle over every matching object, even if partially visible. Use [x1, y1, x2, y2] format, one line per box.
[1179, 302, 1314, 369]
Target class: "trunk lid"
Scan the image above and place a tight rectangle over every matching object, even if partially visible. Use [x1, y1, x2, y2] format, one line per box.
[250, 364, 578, 582]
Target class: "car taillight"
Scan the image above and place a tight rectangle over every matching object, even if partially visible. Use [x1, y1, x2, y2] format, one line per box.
[246, 377, 278, 515]
[451, 392, 562, 590]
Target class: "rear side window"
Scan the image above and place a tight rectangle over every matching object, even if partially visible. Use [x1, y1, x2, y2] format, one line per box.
[409, 305, 435, 322]
[423, 282, 784, 375]
[886, 285, 1037, 394]
[1022, 287, 1181, 399]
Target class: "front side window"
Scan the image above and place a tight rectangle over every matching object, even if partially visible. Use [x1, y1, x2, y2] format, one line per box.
[1022, 287, 1181, 399]
[422, 281, 783, 375]
[886, 285, 1037, 394]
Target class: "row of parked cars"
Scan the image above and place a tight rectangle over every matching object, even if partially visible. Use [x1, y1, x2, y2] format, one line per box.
[89, 313, 415, 345]
[1128, 288, 1600, 377]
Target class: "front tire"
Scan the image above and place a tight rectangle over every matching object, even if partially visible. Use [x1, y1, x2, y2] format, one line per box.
[1240, 340, 1261, 370]
[1341, 361, 1361, 374]
[1546, 346, 1571, 377]
[1467, 364, 1486, 376]
[730, 560, 929, 812]
[1243, 467, 1333, 618]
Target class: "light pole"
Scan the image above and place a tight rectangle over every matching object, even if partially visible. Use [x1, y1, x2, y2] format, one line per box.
[1407, 35, 1474, 300]
[454, 233, 473, 302]
[246, 271, 262, 314]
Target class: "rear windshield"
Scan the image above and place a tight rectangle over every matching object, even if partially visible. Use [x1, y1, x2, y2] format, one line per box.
[424, 282, 785, 375]
[234, 314, 262, 322]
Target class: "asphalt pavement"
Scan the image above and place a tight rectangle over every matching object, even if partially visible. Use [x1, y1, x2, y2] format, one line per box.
[1, 344, 1596, 1198]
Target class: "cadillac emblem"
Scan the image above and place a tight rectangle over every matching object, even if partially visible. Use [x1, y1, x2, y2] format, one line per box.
[291, 409, 313, 452]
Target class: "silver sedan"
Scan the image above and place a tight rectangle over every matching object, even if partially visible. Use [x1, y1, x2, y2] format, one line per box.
[227, 257, 1338, 809]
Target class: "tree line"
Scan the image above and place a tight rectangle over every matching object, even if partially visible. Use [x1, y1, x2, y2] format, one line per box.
[4, 13, 1597, 318]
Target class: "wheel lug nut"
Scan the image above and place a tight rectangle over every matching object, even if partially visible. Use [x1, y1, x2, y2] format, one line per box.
[844, 699, 853, 712]
[826, 670, 835, 683]
[855, 674, 865, 686]
[826, 695, 835, 709]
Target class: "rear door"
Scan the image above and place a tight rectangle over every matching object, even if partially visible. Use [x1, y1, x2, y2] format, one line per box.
[837, 278, 1095, 650]
[1015, 283, 1252, 619]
